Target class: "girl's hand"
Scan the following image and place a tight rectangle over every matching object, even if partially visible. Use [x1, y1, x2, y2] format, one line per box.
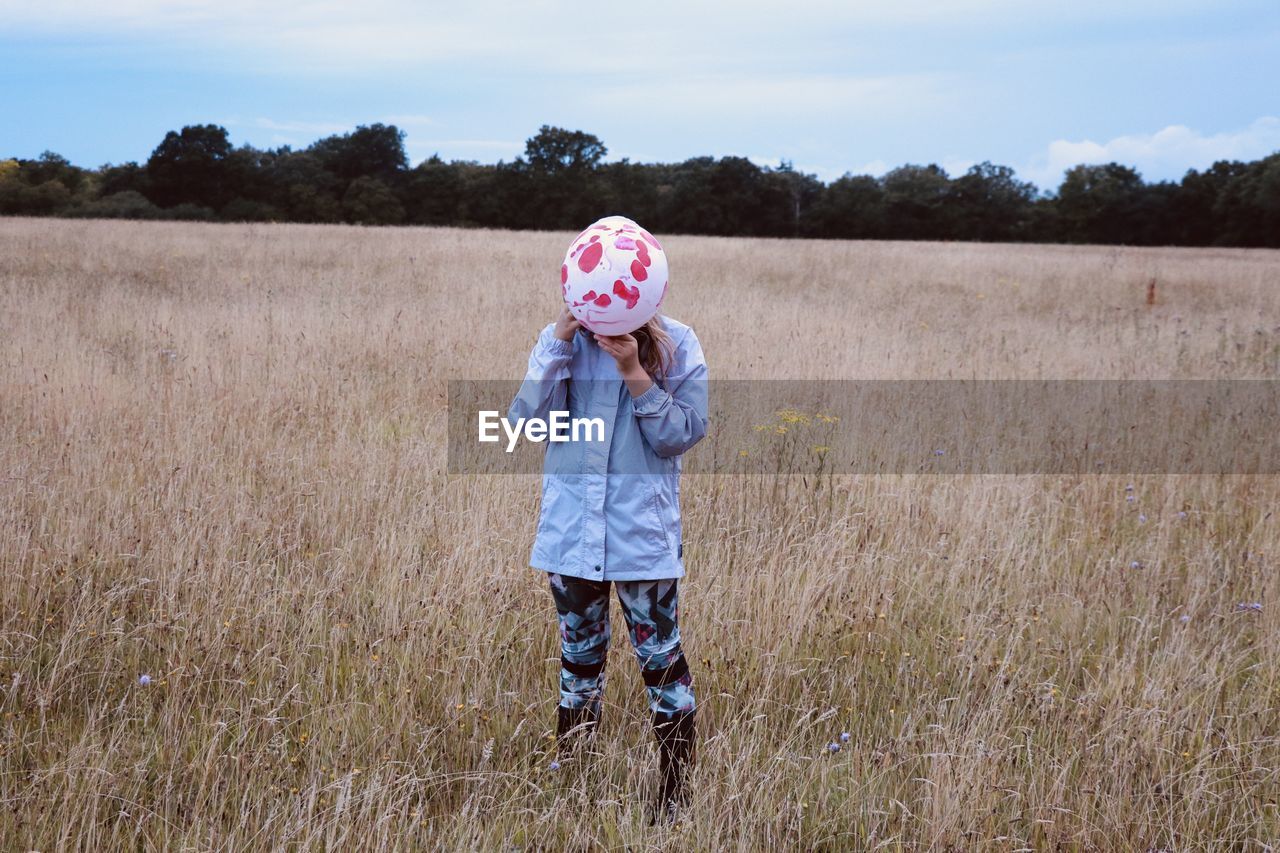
[594, 333, 640, 372]
[553, 307, 581, 342]
[595, 333, 654, 398]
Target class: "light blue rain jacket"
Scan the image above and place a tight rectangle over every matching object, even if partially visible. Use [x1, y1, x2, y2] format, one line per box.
[507, 315, 709, 581]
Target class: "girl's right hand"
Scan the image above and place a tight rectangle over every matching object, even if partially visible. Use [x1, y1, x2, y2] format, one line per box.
[553, 306, 581, 342]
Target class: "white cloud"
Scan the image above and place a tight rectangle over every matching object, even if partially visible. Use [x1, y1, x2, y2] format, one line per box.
[243, 116, 436, 136]
[0, 0, 1222, 36]
[740, 153, 839, 183]
[940, 158, 976, 178]
[0, 0, 1232, 74]
[5, 0, 1270, 181]
[383, 114, 436, 128]
[411, 139, 524, 151]
[1024, 117, 1280, 189]
[223, 115, 446, 151]
[0, 2, 538, 70]
[848, 160, 890, 178]
[585, 73, 947, 124]
[251, 118, 351, 135]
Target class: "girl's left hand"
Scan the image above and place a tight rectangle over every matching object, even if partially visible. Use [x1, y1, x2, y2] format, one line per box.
[594, 333, 640, 373]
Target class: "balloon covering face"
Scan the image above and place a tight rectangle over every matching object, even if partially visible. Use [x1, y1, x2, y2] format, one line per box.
[561, 215, 669, 336]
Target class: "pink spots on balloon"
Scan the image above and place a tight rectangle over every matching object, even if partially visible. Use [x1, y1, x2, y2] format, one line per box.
[564, 219, 667, 325]
[572, 288, 611, 308]
[639, 228, 662, 251]
[613, 279, 640, 309]
[577, 241, 603, 273]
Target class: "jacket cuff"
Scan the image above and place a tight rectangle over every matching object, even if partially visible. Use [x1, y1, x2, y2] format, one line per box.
[631, 381, 668, 414]
[541, 335, 574, 358]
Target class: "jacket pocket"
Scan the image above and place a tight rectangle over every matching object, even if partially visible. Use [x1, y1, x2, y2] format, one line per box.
[646, 477, 676, 553]
[536, 474, 562, 536]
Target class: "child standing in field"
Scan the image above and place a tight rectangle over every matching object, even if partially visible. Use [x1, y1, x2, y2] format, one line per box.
[508, 298, 709, 821]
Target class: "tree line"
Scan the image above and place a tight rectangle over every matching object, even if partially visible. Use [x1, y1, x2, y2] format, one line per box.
[2, 123, 1278, 247]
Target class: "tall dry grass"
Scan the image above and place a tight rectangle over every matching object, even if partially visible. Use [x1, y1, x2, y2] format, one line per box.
[1, 217, 1278, 849]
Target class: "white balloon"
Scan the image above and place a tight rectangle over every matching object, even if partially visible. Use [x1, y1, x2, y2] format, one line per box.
[561, 215, 669, 335]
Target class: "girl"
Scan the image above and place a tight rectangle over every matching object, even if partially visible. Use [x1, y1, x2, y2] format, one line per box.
[508, 304, 709, 820]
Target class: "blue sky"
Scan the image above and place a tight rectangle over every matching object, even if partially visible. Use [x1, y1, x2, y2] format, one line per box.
[2, 0, 1278, 191]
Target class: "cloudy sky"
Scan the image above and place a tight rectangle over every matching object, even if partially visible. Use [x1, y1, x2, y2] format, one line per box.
[2, 0, 1277, 191]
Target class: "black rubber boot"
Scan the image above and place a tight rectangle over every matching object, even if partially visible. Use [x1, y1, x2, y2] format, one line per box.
[650, 710, 696, 824]
[555, 704, 600, 755]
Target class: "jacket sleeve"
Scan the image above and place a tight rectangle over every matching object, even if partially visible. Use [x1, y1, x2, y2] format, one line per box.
[630, 326, 710, 458]
[508, 323, 573, 425]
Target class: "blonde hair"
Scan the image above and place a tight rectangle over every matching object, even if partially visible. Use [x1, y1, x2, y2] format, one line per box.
[632, 315, 674, 387]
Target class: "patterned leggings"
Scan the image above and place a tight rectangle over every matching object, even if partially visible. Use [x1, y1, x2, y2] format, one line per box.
[548, 573, 696, 718]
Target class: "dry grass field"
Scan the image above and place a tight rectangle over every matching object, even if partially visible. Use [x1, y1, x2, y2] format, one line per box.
[2, 217, 1279, 850]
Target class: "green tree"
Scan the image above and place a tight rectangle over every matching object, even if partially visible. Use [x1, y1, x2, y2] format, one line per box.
[947, 162, 1037, 241]
[773, 160, 826, 238]
[310, 124, 408, 182]
[0, 176, 71, 215]
[98, 161, 150, 199]
[881, 164, 951, 239]
[7, 118, 1280, 246]
[27, 151, 86, 193]
[663, 156, 784, 236]
[596, 159, 664, 227]
[1212, 153, 1280, 247]
[808, 173, 886, 238]
[146, 124, 236, 209]
[70, 190, 161, 220]
[1172, 161, 1240, 245]
[1055, 163, 1145, 243]
[263, 151, 342, 222]
[405, 154, 463, 225]
[523, 125, 607, 174]
[342, 176, 404, 225]
[510, 126, 611, 229]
